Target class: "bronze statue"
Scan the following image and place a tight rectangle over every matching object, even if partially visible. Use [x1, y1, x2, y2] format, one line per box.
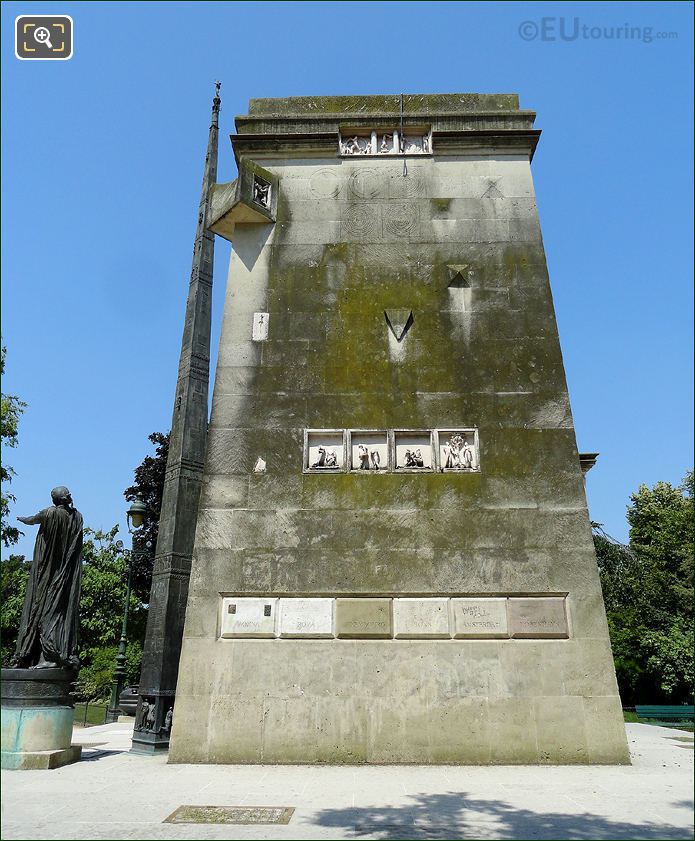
[12, 487, 83, 670]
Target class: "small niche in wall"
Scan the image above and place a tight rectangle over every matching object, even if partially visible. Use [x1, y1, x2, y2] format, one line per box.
[437, 429, 480, 472]
[304, 430, 345, 473]
[393, 431, 433, 471]
[349, 431, 389, 472]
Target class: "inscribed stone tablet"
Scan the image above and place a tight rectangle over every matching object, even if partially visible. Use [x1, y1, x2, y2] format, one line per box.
[252, 312, 269, 341]
[451, 598, 508, 638]
[335, 598, 392, 638]
[508, 597, 569, 639]
[220, 597, 278, 638]
[393, 598, 450, 639]
[279, 598, 334, 638]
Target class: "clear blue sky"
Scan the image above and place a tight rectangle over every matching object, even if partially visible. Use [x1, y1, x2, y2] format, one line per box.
[2, 1, 693, 560]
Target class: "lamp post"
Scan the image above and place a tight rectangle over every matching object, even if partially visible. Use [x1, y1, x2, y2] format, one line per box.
[106, 498, 147, 723]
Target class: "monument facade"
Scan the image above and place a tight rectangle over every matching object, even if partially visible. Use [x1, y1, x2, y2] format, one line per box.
[168, 93, 629, 764]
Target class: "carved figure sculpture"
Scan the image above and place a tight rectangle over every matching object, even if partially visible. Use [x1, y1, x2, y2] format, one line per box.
[253, 178, 270, 208]
[161, 707, 173, 735]
[461, 441, 474, 469]
[12, 487, 83, 669]
[370, 449, 381, 470]
[311, 447, 326, 468]
[358, 444, 370, 469]
[145, 701, 156, 731]
[135, 700, 149, 731]
[324, 448, 338, 467]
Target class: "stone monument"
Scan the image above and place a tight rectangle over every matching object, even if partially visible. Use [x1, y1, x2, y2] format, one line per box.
[131, 83, 220, 753]
[1, 487, 83, 769]
[167, 93, 630, 764]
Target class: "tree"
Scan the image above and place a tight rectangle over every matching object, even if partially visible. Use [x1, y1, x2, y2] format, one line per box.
[123, 431, 169, 600]
[594, 471, 694, 705]
[1, 344, 27, 547]
[0, 554, 29, 665]
[79, 526, 148, 652]
[76, 526, 148, 701]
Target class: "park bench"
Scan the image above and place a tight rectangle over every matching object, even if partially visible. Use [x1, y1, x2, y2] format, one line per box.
[635, 705, 694, 726]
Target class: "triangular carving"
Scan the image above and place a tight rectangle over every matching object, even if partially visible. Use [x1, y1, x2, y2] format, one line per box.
[384, 309, 413, 342]
[482, 179, 503, 199]
[446, 264, 471, 287]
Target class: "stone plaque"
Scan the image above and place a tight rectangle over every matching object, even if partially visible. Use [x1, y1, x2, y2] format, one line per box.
[508, 597, 569, 639]
[335, 598, 392, 639]
[393, 598, 450, 639]
[165, 806, 295, 825]
[220, 597, 278, 638]
[451, 598, 508, 638]
[252, 312, 269, 341]
[394, 431, 433, 470]
[350, 431, 388, 471]
[278, 598, 334, 638]
[305, 430, 344, 471]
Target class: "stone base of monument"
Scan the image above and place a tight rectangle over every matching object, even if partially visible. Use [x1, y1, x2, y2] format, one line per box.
[1, 668, 82, 770]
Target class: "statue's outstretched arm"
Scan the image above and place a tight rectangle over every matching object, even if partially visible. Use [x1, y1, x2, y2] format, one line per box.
[17, 510, 45, 526]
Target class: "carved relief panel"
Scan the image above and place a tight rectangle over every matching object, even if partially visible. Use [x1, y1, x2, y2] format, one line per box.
[436, 429, 480, 472]
[349, 431, 389, 471]
[393, 430, 433, 471]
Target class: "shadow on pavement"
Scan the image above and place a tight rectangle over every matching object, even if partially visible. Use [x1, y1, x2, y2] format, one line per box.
[314, 791, 694, 840]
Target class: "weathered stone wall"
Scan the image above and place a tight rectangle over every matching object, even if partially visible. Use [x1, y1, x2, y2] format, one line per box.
[169, 99, 629, 764]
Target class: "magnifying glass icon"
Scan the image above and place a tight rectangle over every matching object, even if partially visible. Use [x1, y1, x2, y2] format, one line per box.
[34, 26, 53, 49]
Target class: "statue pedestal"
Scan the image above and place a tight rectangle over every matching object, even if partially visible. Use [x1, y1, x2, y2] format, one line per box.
[1, 668, 82, 770]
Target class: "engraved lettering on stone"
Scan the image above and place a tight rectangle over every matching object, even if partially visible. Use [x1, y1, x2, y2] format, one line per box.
[279, 598, 334, 638]
[220, 597, 278, 638]
[452, 598, 508, 638]
[252, 312, 269, 341]
[394, 598, 450, 639]
[335, 598, 392, 638]
[508, 597, 569, 639]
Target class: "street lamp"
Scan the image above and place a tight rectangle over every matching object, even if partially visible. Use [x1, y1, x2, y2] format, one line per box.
[106, 497, 148, 723]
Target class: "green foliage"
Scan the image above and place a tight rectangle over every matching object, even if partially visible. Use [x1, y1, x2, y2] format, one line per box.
[75, 527, 148, 701]
[80, 526, 145, 650]
[594, 471, 694, 706]
[75, 640, 143, 702]
[1, 343, 28, 547]
[0, 554, 29, 665]
[124, 431, 169, 601]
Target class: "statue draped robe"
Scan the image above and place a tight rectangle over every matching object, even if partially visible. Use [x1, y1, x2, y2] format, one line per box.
[14, 504, 83, 668]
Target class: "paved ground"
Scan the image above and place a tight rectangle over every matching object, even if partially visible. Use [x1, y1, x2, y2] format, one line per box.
[1, 721, 692, 840]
